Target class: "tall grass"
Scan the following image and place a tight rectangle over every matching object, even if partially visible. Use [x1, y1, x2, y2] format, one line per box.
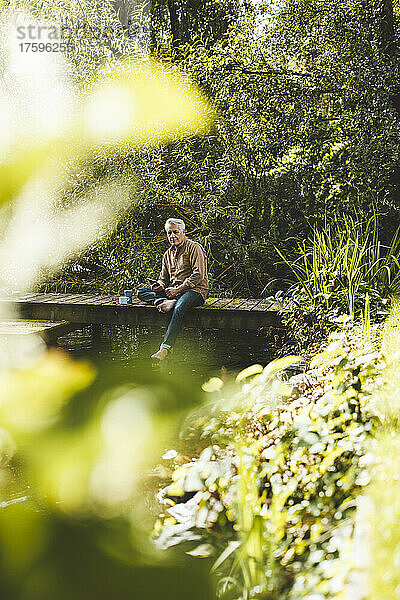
[277, 215, 400, 319]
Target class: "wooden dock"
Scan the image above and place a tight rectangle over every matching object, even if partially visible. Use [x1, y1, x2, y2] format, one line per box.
[0, 293, 281, 331]
[0, 319, 75, 342]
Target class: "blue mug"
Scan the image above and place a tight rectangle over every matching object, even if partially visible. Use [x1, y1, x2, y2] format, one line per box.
[124, 289, 133, 304]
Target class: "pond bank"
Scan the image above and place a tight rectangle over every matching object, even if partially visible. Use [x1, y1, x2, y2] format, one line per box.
[153, 317, 389, 599]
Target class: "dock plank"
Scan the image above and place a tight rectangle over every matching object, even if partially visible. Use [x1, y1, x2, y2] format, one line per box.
[204, 298, 236, 310]
[91, 296, 119, 305]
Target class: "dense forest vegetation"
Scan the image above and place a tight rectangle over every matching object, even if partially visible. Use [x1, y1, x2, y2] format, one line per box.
[26, 0, 400, 297]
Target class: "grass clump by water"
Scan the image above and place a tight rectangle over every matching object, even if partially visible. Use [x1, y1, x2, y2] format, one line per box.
[275, 216, 399, 349]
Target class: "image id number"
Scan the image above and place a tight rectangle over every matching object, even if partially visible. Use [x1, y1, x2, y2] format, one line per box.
[19, 42, 72, 52]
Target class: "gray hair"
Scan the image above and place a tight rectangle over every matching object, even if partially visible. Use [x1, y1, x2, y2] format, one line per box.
[164, 218, 185, 231]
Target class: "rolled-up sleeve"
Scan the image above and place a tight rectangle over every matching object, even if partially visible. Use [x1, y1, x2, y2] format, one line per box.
[158, 253, 170, 287]
[182, 245, 207, 290]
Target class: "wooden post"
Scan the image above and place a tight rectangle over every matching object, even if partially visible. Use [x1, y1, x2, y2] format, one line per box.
[92, 323, 102, 346]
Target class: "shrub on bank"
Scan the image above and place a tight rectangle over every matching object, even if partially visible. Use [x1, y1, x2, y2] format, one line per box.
[153, 324, 383, 599]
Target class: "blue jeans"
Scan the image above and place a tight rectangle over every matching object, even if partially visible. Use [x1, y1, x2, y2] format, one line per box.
[137, 286, 204, 350]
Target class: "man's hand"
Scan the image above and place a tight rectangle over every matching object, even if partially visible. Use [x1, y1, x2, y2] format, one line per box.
[151, 282, 164, 292]
[165, 287, 180, 298]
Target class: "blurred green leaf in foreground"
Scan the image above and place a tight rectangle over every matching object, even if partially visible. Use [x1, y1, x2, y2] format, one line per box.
[0, 8, 215, 600]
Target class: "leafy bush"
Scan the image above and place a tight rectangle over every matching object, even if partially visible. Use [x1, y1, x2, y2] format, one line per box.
[154, 329, 383, 599]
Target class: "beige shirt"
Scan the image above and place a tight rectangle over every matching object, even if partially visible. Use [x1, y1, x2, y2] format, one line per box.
[158, 238, 209, 300]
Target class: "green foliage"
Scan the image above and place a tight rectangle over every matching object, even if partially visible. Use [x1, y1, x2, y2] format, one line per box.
[277, 216, 398, 346]
[359, 297, 400, 600]
[0, 5, 216, 597]
[154, 332, 382, 599]
[31, 0, 400, 297]
[5, 0, 141, 84]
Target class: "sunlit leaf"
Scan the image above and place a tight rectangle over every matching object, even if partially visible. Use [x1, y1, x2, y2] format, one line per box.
[186, 543, 215, 558]
[0, 349, 95, 432]
[81, 60, 215, 149]
[310, 348, 345, 368]
[263, 356, 303, 378]
[162, 449, 178, 460]
[202, 377, 224, 392]
[236, 364, 263, 382]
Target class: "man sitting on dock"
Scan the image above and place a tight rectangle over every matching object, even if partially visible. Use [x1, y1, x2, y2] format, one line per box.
[137, 218, 208, 360]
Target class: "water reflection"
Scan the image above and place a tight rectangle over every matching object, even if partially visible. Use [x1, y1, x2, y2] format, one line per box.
[56, 323, 280, 382]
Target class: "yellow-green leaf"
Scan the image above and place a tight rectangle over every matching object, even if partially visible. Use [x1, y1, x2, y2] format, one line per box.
[202, 377, 224, 392]
[236, 364, 263, 383]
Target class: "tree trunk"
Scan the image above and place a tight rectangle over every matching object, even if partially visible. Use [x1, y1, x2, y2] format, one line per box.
[374, 0, 395, 54]
[167, 0, 180, 48]
[373, 0, 400, 213]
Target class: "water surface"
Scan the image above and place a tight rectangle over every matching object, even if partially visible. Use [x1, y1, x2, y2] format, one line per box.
[57, 323, 281, 382]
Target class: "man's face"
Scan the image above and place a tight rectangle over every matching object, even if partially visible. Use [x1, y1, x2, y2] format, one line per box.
[166, 224, 186, 246]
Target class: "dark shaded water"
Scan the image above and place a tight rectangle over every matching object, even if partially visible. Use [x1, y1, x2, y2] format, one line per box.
[56, 323, 282, 382]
